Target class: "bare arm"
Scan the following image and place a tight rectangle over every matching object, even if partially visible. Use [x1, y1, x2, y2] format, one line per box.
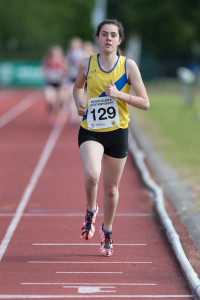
[104, 59, 149, 110]
[73, 57, 89, 116]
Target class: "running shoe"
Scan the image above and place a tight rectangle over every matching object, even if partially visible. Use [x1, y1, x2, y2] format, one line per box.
[82, 205, 99, 240]
[99, 224, 113, 257]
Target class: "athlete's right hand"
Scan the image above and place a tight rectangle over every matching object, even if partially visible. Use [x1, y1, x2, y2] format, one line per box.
[77, 104, 86, 116]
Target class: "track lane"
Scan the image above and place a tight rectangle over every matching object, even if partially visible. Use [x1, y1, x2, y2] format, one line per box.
[0, 89, 194, 299]
[0, 89, 37, 117]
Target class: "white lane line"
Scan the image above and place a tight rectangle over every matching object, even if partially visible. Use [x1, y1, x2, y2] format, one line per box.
[0, 213, 154, 217]
[63, 286, 116, 293]
[0, 124, 64, 262]
[21, 282, 158, 286]
[65, 286, 116, 293]
[32, 243, 146, 246]
[0, 294, 193, 298]
[0, 90, 41, 128]
[56, 272, 123, 274]
[28, 261, 152, 264]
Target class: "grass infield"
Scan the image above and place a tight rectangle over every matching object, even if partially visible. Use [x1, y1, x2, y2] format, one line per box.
[131, 79, 200, 209]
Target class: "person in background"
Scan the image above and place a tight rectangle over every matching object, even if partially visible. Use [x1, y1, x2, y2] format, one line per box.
[73, 19, 149, 256]
[42, 45, 68, 127]
[65, 38, 84, 128]
[67, 37, 84, 82]
[82, 41, 97, 58]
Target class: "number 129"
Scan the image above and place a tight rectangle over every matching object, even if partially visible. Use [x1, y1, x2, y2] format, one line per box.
[91, 106, 116, 121]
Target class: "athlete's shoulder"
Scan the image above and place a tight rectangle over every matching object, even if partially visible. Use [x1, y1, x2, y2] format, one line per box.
[80, 57, 90, 68]
[77, 57, 91, 76]
[126, 58, 138, 68]
[126, 58, 140, 74]
[126, 58, 143, 83]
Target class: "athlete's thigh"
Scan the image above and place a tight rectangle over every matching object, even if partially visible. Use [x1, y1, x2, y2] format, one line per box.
[44, 86, 57, 103]
[103, 154, 127, 187]
[80, 141, 104, 177]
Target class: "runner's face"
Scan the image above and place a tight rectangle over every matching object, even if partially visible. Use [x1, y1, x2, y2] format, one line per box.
[96, 24, 122, 53]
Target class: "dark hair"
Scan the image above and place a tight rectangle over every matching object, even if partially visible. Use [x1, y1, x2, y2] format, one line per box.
[95, 19, 125, 42]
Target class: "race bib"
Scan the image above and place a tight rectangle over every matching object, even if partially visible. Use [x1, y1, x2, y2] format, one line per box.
[87, 96, 120, 130]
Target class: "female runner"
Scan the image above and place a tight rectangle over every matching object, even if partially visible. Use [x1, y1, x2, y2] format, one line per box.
[73, 19, 149, 256]
[42, 45, 68, 127]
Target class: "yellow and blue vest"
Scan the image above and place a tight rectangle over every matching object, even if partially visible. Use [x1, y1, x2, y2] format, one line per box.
[81, 54, 131, 132]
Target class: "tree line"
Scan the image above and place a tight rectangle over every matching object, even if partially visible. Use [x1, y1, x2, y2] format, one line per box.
[0, 0, 200, 70]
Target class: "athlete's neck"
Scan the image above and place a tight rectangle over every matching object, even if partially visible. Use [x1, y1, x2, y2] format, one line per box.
[98, 53, 119, 72]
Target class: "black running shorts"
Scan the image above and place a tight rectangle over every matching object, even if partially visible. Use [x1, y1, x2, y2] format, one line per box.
[78, 126, 128, 158]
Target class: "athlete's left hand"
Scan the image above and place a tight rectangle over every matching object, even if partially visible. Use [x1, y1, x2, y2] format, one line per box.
[105, 79, 119, 98]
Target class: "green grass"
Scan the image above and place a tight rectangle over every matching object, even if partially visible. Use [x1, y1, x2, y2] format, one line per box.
[131, 79, 200, 207]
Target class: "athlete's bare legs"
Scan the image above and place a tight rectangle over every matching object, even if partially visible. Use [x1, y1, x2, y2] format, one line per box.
[79, 141, 104, 211]
[102, 155, 127, 231]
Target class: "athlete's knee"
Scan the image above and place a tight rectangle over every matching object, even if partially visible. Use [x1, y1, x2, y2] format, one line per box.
[85, 170, 100, 187]
[104, 185, 118, 199]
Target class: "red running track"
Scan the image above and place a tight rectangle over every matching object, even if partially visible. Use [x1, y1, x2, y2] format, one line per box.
[0, 89, 194, 299]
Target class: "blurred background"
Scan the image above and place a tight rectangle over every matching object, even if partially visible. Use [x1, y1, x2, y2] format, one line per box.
[1, 0, 200, 82]
[0, 0, 200, 205]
